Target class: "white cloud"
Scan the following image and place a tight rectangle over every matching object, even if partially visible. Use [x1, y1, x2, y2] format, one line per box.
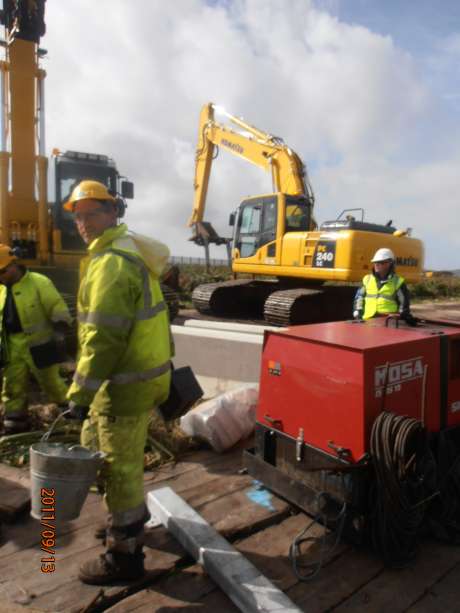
[43, 0, 460, 269]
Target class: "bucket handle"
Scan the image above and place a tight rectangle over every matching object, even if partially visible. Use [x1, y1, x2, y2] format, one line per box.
[68, 444, 89, 452]
[67, 444, 106, 462]
[41, 409, 71, 442]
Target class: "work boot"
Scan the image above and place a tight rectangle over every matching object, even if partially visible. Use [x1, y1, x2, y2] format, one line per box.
[2, 415, 30, 435]
[78, 549, 145, 585]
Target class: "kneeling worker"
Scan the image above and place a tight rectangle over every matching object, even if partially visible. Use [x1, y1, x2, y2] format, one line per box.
[353, 247, 417, 324]
[0, 245, 72, 434]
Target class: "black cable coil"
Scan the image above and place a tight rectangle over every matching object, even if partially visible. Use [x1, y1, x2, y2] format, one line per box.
[369, 411, 435, 567]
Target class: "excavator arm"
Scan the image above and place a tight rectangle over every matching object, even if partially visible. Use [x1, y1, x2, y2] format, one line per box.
[189, 102, 315, 228]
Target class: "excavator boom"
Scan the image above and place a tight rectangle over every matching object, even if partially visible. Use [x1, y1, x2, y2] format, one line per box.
[189, 102, 315, 228]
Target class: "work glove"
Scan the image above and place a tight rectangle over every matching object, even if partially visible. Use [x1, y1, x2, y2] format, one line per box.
[63, 401, 90, 421]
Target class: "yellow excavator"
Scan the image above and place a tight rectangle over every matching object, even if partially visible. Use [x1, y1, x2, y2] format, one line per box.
[189, 102, 424, 325]
[0, 1, 134, 303]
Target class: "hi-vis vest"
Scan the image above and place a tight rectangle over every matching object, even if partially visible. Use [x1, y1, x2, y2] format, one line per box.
[67, 224, 171, 413]
[363, 274, 405, 320]
[0, 271, 71, 347]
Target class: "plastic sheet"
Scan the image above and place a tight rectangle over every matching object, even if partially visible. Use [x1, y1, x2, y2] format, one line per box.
[180, 384, 258, 452]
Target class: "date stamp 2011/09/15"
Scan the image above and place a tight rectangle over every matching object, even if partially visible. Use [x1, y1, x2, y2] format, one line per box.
[40, 488, 56, 573]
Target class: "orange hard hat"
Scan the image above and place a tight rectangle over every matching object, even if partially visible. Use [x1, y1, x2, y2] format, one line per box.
[0, 244, 18, 269]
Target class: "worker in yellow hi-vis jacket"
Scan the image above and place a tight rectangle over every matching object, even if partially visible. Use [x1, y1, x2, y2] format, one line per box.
[63, 180, 171, 585]
[0, 245, 71, 434]
[353, 247, 417, 325]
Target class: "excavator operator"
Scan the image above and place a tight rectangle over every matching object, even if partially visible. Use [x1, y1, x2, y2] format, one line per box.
[353, 247, 417, 325]
[62, 180, 172, 585]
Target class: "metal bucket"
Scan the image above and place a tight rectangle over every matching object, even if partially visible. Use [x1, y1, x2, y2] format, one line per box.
[30, 414, 105, 522]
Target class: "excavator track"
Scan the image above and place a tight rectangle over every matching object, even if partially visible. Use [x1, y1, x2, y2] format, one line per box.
[263, 285, 357, 326]
[193, 279, 358, 326]
[160, 284, 180, 322]
[192, 279, 277, 318]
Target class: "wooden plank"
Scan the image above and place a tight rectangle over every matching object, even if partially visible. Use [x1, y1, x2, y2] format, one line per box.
[0, 446, 241, 556]
[286, 546, 382, 612]
[0, 465, 31, 522]
[0, 481, 30, 522]
[105, 566, 238, 612]
[0, 492, 105, 558]
[332, 539, 460, 612]
[106, 509, 327, 611]
[405, 561, 460, 612]
[0, 464, 30, 485]
[147, 487, 302, 613]
[0, 462, 287, 611]
[143, 441, 250, 486]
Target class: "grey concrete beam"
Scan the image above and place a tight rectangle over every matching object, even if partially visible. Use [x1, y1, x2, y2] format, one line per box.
[182, 319, 280, 335]
[171, 324, 264, 397]
[147, 487, 302, 613]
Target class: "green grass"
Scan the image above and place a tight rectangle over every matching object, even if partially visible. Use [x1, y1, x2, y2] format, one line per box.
[175, 266, 460, 306]
[176, 264, 232, 307]
[409, 275, 460, 301]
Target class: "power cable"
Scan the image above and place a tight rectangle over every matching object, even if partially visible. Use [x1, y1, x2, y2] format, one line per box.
[369, 411, 434, 567]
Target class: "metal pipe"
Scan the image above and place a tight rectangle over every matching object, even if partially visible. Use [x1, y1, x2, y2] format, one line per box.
[37, 155, 48, 261]
[0, 62, 6, 152]
[38, 69, 46, 155]
[421, 364, 428, 426]
[0, 61, 8, 242]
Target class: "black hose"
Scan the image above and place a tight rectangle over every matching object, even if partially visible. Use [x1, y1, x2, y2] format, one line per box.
[289, 489, 347, 581]
[426, 430, 460, 542]
[369, 411, 433, 567]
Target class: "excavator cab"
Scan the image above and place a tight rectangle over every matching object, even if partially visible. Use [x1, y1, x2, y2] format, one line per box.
[50, 150, 133, 253]
[233, 193, 313, 261]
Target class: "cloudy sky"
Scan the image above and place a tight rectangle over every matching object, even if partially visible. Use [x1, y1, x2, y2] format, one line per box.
[43, 0, 460, 269]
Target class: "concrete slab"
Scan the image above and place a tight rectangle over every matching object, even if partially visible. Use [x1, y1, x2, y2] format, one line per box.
[183, 319, 280, 335]
[171, 324, 264, 397]
[147, 486, 303, 613]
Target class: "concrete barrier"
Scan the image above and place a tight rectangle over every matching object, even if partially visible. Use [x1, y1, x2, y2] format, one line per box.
[171, 320, 277, 398]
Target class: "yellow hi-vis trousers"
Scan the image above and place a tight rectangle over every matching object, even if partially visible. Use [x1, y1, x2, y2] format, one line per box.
[2, 332, 68, 417]
[81, 406, 150, 526]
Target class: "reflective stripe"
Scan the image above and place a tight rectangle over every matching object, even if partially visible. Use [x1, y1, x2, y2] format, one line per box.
[110, 502, 147, 527]
[111, 360, 170, 385]
[366, 293, 396, 301]
[78, 311, 133, 329]
[74, 360, 170, 390]
[91, 248, 155, 318]
[73, 370, 104, 392]
[136, 301, 166, 321]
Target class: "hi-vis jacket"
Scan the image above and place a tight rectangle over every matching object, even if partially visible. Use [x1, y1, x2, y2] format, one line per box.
[0, 270, 72, 348]
[354, 273, 409, 320]
[67, 224, 172, 414]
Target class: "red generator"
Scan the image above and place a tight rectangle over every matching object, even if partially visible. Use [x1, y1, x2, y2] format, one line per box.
[244, 317, 460, 563]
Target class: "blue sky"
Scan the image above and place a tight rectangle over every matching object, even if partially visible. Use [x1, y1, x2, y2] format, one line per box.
[43, 0, 460, 269]
[325, 1, 460, 114]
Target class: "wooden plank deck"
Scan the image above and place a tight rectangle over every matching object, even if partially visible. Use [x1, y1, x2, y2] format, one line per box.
[0, 444, 459, 613]
[0, 463, 31, 522]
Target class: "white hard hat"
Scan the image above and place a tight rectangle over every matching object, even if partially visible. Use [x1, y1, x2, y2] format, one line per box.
[371, 248, 395, 263]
